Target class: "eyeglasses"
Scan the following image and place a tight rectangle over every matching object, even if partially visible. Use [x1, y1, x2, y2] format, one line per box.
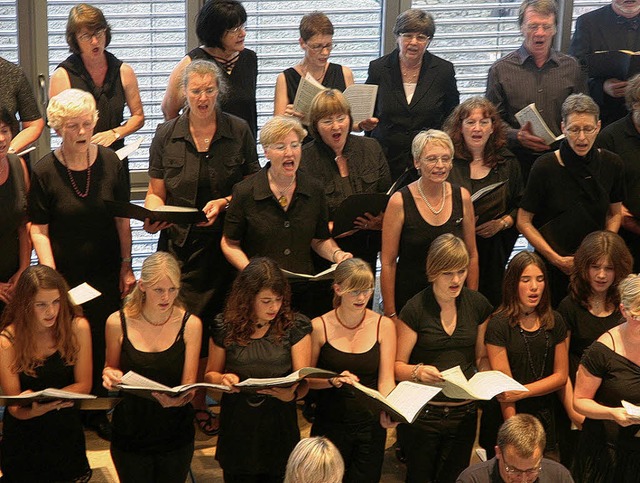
[319, 115, 348, 127]
[306, 42, 335, 52]
[463, 118, 492, 128]
[399, 32, 431, 43]
[347, 288, 374, 297]
[77, 28, 106, 43]
[269, 141, 302, 152]
[502, 455, 542, 479]
[524, 23, 556, 32]
[226, 24, 246, 35]
[188, 87, 218, 98]
[419, 155, 453, 166]
[565, 125, 598, 136]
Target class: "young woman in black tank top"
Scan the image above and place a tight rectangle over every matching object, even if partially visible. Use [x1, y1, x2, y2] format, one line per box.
[308, 258, 397, 483]
[103, 252, 202, 483]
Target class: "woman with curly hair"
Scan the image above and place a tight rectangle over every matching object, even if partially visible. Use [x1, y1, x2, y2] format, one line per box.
[556, 231, 632, 465]
[0, 265, 92, 482]
[444, 96, 523, 306]
[205, 257, 312, 482]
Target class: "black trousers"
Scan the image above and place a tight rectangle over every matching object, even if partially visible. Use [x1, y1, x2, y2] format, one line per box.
[110, 442, 194, 483]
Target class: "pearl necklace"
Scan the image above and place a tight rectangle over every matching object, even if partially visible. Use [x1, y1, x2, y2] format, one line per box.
[60, 146, 91, 198]
[417, 179, 446, 215]
[141, 306, 174, 327]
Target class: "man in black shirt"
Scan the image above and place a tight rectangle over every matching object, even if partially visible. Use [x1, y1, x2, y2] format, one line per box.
[456, 414, 573, 483]
[570, 0, 640, 126]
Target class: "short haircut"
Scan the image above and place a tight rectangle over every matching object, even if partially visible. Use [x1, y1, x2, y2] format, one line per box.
[260, 116, 307, 147]
[0, 106, 19, 134]
[393, 9, 436, 38]
[332, 258, 374, 308]
[497, 414, 546, 458]
[561, 93, 600, 123]
[518, 0, 558, 26]
[307, 89, 352, 141]
[284, 437, 345, 483]
[299, 12, 334, 41]
[426, 234, 469, 282]
[47, 88, 98, 131]
[182, 59, 229, 100]
[411, 129, 454, 161]
[619, 274, 640, 312]
[570, 231, 632, 311]
[196, 0, 247, 49]
[626, 73, 640, 110]
[443, 96, 508, 168]
[65, 3, 111, 55]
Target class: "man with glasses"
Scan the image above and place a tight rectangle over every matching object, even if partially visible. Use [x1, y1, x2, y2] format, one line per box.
[456, 414, 574, 482]
[486, 0, 586, 182]
[570, 0, 640, 127]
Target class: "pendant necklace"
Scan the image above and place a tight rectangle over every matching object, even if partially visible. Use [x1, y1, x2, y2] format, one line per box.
[518, 322, 549, 380]
[141, 306, 174, 327]
[269, 170, 296, 208]
[60, 146, 91, 198]
[334, 308, 366, 330]
[255, 320, 271, 329]
[417, 178, 446, 215]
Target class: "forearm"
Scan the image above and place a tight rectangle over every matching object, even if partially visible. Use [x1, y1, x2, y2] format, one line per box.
[605, 211, 621, 233]
[522, 372, 566, 398]
[16, 224, 31, 271]
[466, 253, 479, 290]
[220, 237, 250, 271]
[574, 397, 618, 421]
[115, 218, 133, 259]
[395, 361, 416, 382]
[517, 219, 559, 264]
[112, 113, 144, 138]
[379, 262, 397, 316]
[10, 120, 44, 153]
[311, 238, 342, 263]
[500, 401, 516, 419]
[30, 232, 55, 268]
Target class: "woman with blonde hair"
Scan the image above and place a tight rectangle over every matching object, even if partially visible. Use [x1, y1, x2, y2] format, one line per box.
[573, 274, 640, 481]
[284, 436, 345, 483]
[0, 265, 92, 482]
[103, 251, 202, 482]
[381, 129, 478, 321]
[395, 233, 492, 482]
[308, 258, 396, 482]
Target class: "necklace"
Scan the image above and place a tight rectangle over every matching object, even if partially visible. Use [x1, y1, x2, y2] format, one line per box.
[141, 306, 174, 327]
[60, 146, 91, 198]
[417, 179, 446, 215]
[518, 323, 549, 380]
[334, 308, 366, 330]
[269, 170, 296, 208]
[301, 62, 328, 82]
[255, 320, 271, 329]
[400, 60, 421, 83]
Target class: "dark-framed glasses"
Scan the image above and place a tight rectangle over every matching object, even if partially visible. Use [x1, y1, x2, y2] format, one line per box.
[77, 28, 106, 42]
[565, 125, 598, 136]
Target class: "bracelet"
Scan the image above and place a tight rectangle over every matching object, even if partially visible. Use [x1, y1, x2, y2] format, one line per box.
[328, 377, 337, 388]
[112, 129, 121, 140]
[224, 197, 231, 211]
[501, 218, 509, 230]
[332, 249, 343, 262]
[121, 257, 132, 264]
[386, 312, 397, 318]
[411, 363, 423, 382]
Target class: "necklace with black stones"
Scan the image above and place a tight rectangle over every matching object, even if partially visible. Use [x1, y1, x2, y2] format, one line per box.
[255, 320, 271, 329]
[60, 146, 91, 198]
[334, 307, 366, 330]
[417, 179, 446, 215]
[268, 170, 296, 208]
[518, 321, 550, 381]
[141, 306, 174, 327]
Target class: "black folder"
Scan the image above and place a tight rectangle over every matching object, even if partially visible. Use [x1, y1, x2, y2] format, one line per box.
[105, 200, 207, 224]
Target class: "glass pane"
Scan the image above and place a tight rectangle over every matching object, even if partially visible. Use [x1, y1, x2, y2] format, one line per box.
[0, 0, 17, 62]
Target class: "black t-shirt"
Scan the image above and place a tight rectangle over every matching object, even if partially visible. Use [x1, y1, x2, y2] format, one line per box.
[400, 286, 493, 401]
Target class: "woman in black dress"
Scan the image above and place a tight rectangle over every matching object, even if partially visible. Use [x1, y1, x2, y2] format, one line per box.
[573, 274, 640, 482]
[29, 88, 134, 437]
[103, 252, 202, 483]
[556, 231, 631, 465]
[0, 107, 30, 311]
[50, 3, 145, 185]
[444, 96, 523, 307]
[274, 11, 354, 121]
[301, 89, 391, 269]
[517, 93, 624, 306]
[0, 265, 93, 482]
[205, 257, 312, 482]
[395, 234, 492, 483]
[162, 0, 257, 136]
[380, 129, 478, 321]
[485, 251, 568, 458]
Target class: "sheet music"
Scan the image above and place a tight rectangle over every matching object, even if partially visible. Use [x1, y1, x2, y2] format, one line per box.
[68, 282, 102, 305]
[292, 73, 325, 121]
[343, 84, 378, 124]
[115, 137, 144, 160]
[385, 382, 442, 421]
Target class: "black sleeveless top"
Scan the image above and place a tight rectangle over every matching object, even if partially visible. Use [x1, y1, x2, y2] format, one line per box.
[188, 47, 258, 137]
[283, 63, 346, 105]
[395, 184, 464, 311]
[58, 51, 125, 151]
[111, 310, 195, 453]
[0, 154, 27, 282]
[315, 314, 382, 423]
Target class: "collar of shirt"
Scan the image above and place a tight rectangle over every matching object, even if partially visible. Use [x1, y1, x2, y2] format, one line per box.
[253, 164, 314, 201]
[171, 107, 234, 145]
[516, 44, 560, 68]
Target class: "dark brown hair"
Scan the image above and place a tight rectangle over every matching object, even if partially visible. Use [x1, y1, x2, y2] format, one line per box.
[299, 12, 334, 41]
[443, 96, 507, 168]
[570, 231, 632, 310]
[65, 3, 111, 55]
[223, 257, 294, 346]
[494, 251, 555, 329]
